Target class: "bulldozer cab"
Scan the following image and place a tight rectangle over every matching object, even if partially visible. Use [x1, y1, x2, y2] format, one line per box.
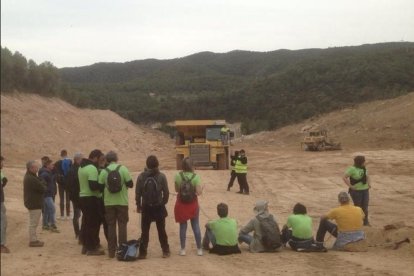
[174, 120, 230, 170]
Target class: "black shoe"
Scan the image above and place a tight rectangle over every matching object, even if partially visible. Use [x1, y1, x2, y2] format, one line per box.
[244, 192, 250, 195]
[138, 251, 147, 259]
[162, 251, 170, 258]
[81, 246, 87, 255]
[236, 191, 243, 194]
[86, 249, 105, 256]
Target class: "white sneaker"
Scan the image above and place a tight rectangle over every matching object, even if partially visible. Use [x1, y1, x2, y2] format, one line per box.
[197, 248, 203, 256]
[179, 249, 186, 256]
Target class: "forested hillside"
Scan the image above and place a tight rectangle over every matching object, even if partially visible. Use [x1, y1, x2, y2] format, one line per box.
[2, 43, 414, 133]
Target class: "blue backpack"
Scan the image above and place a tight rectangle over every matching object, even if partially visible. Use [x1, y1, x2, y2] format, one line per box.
[61, 158, 72, 177]
[116, 239, 140, 261]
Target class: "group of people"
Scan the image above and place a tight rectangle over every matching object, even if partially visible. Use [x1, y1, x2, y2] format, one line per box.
[1, 151, 371, 258]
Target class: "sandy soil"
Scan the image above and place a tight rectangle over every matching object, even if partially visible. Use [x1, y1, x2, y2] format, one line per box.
[1, 94, 414, 276]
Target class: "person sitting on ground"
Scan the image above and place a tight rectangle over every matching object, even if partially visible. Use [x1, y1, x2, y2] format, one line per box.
[39, 159, 60, 233]
[281, 203, 325, 252]
[136, 155, 170, 259]
[24, 160, 47, 247]
[98, 151, 133, 259]
[315, 191, 366, 251]
[238, 200, 282, 252]
[202, 203, 241, 255]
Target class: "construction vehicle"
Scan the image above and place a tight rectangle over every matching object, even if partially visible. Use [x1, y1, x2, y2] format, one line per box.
[174, 120, 231, 170]
[301, 128, 341, 151]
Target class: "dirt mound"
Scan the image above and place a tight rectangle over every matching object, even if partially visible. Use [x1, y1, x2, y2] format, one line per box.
[0, 94, 175, 170]
[244, 92, 414, 150]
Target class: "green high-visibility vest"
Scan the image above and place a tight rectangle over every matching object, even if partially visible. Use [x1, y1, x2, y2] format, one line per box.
[235, 159, 247, 174]
[221, 126, 229, 133]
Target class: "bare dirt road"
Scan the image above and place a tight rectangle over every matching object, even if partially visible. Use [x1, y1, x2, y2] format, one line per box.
[1, 94, 414, 275]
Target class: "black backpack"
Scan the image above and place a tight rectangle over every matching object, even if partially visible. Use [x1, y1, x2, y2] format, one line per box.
[116, 239, 140, 261]
[105, 165, 123, 193]
[179, 172, 196, 203]
[257, 215, 282, 251]
[142, 175, 161, 207]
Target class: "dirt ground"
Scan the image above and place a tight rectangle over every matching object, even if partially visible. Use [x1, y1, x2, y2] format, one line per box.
[1, 94, 414, 275]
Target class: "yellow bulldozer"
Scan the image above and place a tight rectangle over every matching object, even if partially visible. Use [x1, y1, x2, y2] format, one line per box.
[174, 120, 231, 170]
[301, 128, 341, 151]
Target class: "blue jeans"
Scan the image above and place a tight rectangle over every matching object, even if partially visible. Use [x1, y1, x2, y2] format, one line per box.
[43, 197, 56, 226]
[202, 227, 216, 248]
[179, 210, 201, 249]
[238, 233, 253, 245]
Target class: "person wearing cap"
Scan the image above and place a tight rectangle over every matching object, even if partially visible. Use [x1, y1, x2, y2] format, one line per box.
[343, 155, 371, 226]
[202, 203, 241, 255]
[316, 191, 365, 250]
[238, 200, 281, 252]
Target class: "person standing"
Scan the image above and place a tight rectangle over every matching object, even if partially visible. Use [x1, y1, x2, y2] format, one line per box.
[220, 125, 230, 145]
[24, 160, 46, 247]
[67, 153, 83, 241]
[98, 151, 133, 258]
[136, 155, 170, 259]
[343, 155, 371, 226]
[226, 151, 239, 192]
[1, 156, 10, 253]
[174, 157, 204, 256]
[235, 149, 249, 195]
[78, 149, 105, 256]
[39, 159, 59, 233]
[55, 150, 72, 220]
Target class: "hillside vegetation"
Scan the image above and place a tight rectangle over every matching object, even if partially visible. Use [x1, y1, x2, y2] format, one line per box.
[2, 43, 414, 133]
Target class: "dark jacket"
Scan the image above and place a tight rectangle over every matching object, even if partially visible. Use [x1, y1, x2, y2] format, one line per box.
[24, 171, 47, 210]
[136, 168, 169, 210]
[67, 163, 80, 204]
[39, 169, 56, 198]
[1, 173, 8, 203]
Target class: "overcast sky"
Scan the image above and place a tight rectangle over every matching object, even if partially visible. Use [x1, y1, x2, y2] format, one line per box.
[2, 0, 414, 68]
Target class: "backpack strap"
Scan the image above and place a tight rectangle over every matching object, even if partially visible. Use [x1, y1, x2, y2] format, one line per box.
[115, 164, 122, 171]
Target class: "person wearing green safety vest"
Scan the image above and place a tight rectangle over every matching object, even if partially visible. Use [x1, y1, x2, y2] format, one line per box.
[235, 149, 249, 195]
[220, 126, 230, 145]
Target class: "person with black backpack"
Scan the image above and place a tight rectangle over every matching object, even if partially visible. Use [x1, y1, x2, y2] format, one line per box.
[238, 200, 282, 252]
[55, 150, 72, 220]
[98, 151, 133, 258]
[135, 155, 170, 259]
[174, 157, 204, 256]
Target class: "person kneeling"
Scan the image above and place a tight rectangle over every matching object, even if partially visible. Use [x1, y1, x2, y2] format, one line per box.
[238, 200, 282, 252]
[202, 203, 241, 255]
[316, 191, 366, 251]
